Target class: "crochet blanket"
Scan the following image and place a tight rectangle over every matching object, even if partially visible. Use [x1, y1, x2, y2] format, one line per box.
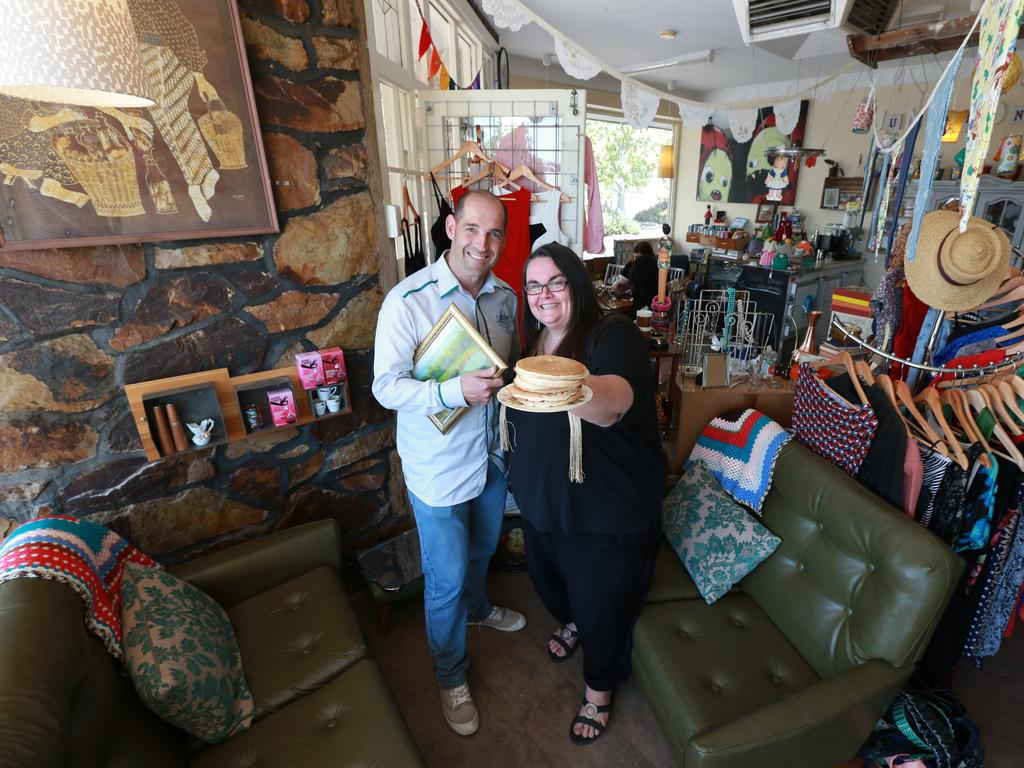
[0, 516, 158, 661]
[690, 409, 791, 514]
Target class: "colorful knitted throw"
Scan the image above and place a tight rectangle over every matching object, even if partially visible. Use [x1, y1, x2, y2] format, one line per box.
[0, 516, 158, 661]
[690, 409, 792, 514]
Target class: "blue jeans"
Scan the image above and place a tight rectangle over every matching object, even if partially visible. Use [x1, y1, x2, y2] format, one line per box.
[408, 460, 507, 688]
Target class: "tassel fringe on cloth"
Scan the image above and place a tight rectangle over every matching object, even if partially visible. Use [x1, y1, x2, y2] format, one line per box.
[500, 403, 585, 483]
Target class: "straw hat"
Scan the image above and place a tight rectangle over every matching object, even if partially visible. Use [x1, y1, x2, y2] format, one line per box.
[904, 210, 1011, 311]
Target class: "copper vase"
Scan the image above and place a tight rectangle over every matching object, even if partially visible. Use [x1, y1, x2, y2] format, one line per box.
[794, 311, 821, 362]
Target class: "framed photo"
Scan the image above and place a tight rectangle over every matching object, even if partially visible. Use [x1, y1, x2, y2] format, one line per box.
[412, 305, 508, 434]
[0, 0, 277, 251]
[729, 216, 750, 230]
[755, 202, 777, 223]
[822, 187, 841, 209]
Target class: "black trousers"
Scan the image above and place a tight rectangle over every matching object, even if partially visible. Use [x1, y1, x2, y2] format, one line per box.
[522, 518, 660, 691]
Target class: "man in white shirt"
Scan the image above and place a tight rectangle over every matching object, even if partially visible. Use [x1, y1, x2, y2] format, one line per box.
[372, 190, 526, 737]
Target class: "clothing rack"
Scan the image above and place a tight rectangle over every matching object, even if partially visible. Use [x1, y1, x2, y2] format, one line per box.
[828, 316, 1024, 376]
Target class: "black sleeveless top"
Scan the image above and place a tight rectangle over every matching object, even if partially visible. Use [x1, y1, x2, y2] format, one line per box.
[429, 173, 453, 256]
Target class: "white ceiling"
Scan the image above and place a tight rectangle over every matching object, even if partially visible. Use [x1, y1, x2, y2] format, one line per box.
[491, 0, 976, 100]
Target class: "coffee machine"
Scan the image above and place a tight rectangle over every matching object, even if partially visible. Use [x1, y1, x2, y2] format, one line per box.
[813, 224, 854, 260]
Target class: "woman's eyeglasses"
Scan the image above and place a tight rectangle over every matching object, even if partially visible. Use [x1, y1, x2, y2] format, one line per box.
[524, 277, 569, 295]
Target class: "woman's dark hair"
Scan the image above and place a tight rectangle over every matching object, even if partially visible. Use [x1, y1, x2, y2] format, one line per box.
[633, 241, 655, 258]
[521, 243, 604, 363]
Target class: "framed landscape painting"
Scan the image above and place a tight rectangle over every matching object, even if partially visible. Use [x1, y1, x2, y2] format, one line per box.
[412, 304, 507, 434]
[0, 0, 277, 251]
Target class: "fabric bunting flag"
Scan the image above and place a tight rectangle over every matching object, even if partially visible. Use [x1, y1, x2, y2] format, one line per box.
[427, 46, 442, 78]
[470, 72, 481, 90]
[418, 20, 431, 59]
[439, 64, 451, 90]
[907, 44, 966, 262]
[960, 0, 1024, 230]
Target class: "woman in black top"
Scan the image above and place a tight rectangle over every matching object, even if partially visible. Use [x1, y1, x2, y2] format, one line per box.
[506, 243, 667, 745]
[614, 241, 658, 312]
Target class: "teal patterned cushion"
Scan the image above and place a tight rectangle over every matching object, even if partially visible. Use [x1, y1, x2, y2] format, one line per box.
[120, 562, 255, 742]
[662, 461, 781, 604]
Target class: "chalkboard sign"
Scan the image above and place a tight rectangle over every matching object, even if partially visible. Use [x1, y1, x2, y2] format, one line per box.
[735, 266, 790, 348]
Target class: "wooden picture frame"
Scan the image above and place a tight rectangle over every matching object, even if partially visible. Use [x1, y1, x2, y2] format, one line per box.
[820, 176, 865, 210]
[0, 0, 277, 251]
[755, 202, 777, 223]
[413, 304, 508, 434]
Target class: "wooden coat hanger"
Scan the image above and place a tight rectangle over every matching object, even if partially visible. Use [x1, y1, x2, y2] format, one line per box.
[964, 387, 1024, 468]
[997, 378, 1024, 424]
[974, 285, 1024, 311]
[506, 163, 570, 202]
[944, 388, 993, 467]
[874, 372, 912, 436]
[811, 351, 868, 405]
[459, 161, 520, 191]
[401, 181, 419, 223]
[915, 387, 969, 468]
[980, 382, 1022, 435]
[854, 359, 876, 386]
[430, 140, 503, 176]
[1006, 372, 1024, 400]
[895, 378, 948, 455]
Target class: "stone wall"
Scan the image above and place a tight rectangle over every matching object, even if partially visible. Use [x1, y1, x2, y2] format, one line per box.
[0, 0, 408, 564]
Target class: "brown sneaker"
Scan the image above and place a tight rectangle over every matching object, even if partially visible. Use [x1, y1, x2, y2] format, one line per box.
[440, 682, 479, 736]
[469, 605, 527, 632]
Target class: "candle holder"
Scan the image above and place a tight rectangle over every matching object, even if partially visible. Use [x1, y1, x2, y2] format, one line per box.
[651, 295, 672, 333]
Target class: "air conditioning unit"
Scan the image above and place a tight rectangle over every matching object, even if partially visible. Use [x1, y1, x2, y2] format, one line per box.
[732, 0, 903, 44]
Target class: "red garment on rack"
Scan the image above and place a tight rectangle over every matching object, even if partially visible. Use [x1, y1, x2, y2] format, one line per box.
[889, 283, 929, 381]
[451, 186, 532, 321]
[927, 349, 1007, 387]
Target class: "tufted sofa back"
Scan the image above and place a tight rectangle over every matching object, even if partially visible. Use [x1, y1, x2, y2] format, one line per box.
[742, 441, 963, 680]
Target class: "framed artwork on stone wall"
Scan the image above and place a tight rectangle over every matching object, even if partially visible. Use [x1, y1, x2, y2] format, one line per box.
[0, 0, 278, 252]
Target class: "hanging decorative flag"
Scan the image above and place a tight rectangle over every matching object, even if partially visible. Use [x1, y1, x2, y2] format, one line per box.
[908, 44, 965, 263]
[439, 64, 451, 90]
[470, 71, 481, 90]
[959, 0, 1024, 231]
[418, 20, 431, 60]
[427, 46, 442, 78]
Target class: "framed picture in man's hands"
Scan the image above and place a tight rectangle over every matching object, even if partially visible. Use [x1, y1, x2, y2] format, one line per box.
[0, 0, 277, 251]
[413, 305, 508, 434]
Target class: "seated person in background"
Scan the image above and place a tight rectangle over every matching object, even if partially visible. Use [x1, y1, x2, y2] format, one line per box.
[612, 241, 658, 312]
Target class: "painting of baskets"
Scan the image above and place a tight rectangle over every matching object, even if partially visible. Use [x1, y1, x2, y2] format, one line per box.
[54, 126, 144, 218]
[0, 0, 276, 251]
[198, 99, 247, 170]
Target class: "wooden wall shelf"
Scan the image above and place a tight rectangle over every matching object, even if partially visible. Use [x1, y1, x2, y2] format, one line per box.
[125, 363, 352, 462]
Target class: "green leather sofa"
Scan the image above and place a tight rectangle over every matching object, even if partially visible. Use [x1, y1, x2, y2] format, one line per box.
[634, 441, 964, 768]
[0, 519, 424, 768]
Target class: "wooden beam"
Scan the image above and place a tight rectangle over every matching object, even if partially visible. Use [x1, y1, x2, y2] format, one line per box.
[846, 14, 1008, 68]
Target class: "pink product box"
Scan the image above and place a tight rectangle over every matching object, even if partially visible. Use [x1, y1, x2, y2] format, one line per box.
[319, 347, 347, 386]
[295, 351, 325, 390]
[267, 386, 298, 427]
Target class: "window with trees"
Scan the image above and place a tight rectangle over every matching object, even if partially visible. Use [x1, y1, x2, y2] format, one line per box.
[587, 116, 676, 255]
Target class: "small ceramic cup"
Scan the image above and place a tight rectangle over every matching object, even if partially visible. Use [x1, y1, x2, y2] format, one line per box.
[326, 395, 342, 413]
[316, 385, 338, 401]
[313, 400, 328, 417]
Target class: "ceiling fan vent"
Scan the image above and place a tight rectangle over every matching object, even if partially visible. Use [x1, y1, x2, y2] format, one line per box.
[734, 0, 901, 43]
[845, 0, 901, 35]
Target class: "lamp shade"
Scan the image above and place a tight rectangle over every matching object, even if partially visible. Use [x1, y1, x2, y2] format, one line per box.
[0, 0, 153, 108]
[657, 144, 674, 178]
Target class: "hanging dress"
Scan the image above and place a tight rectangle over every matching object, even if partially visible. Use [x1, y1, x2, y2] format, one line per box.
[402, 217, 426, 277]
[429, 172, 454, 257]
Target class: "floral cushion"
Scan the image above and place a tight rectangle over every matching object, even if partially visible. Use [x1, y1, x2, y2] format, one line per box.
[662, 461, 781, 604]
[120, 562, 255, 743]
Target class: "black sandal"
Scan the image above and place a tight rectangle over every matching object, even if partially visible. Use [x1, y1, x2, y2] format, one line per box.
[569, 699, 611, 745]
[547, 625, 579, 662]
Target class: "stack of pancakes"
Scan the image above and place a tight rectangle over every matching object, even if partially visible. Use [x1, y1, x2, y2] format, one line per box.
[506, 355, 588, 407]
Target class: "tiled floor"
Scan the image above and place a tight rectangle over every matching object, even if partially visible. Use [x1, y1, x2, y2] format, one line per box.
[352, 571, 1022, 768]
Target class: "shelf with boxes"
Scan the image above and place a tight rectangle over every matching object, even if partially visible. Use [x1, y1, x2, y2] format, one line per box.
[124, 347, 351, 462]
